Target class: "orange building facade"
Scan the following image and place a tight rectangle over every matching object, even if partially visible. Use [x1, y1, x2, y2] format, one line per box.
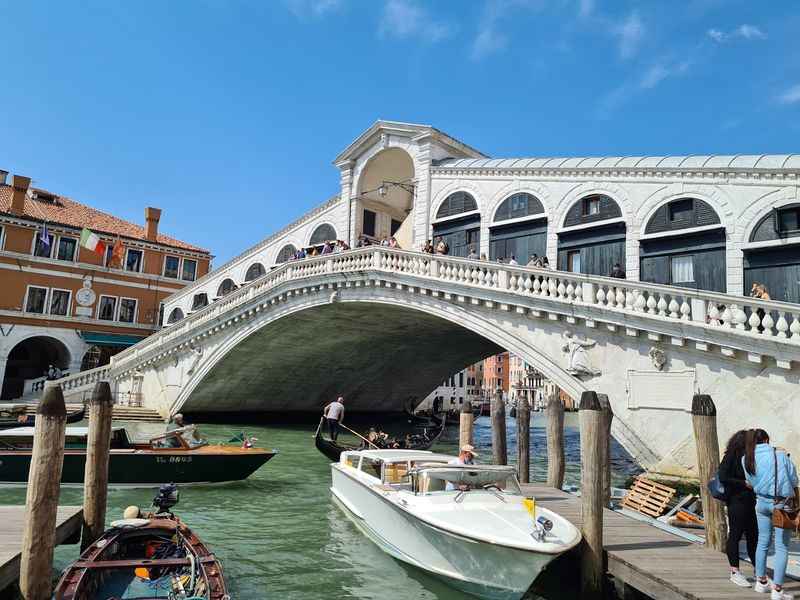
[0, 171, 211, 400]
[481, 352, 509, 398]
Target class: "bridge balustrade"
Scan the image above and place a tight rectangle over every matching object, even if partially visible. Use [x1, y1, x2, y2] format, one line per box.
[54, 246, 800, 394]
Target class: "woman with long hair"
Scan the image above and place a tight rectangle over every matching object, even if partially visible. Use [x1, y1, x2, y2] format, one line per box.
[719, 429, 757, 587]
[744, 428, 799, 599]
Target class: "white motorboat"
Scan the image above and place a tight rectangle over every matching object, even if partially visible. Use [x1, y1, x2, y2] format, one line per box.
[330, 449, 582, 600]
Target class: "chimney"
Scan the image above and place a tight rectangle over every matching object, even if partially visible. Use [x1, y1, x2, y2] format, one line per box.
[10, 175, 31, 216]
[144, 207, 161, 241]
[0, 170, 7, 185]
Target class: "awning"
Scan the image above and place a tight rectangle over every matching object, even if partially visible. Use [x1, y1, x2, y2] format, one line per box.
[79, 332, 147, 347]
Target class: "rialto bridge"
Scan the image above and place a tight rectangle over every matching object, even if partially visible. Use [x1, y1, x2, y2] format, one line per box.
[54, 121, 800, 479]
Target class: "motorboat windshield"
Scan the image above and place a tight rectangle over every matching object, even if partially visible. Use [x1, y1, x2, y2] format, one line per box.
[411, 465, 522, 496]
[149, 426, 208, 450]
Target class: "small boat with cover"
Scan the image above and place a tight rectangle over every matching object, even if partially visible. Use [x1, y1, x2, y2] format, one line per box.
[314, 415, 445, 462]
[0, 425, 275, 486]
[54, 483, 229, 599]
[330, 449, 581, 600]
[0, 402, 86, 429]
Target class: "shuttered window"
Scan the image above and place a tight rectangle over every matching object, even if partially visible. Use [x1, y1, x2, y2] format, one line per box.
[436, 192, 478, 219]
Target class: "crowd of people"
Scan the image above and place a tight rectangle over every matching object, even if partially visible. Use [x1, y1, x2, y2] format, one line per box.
[355, 235, 401, 249]
[719, 428, 798, 598]
[288, 239, 351, 261]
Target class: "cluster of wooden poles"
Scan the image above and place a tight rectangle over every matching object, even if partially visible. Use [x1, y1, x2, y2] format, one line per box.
[457, 388, 727, 600]
[19, 381, 114, 600]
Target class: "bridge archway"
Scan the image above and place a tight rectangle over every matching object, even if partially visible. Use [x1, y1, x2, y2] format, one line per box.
[1, 336, 71, 400]
[173, 296, 585, 418]
[355, 147, 415, 244]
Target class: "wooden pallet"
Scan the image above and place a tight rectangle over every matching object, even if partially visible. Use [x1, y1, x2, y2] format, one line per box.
[620, 475, 676, 518]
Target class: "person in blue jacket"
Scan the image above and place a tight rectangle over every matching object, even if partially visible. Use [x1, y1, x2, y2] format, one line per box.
[743, 428, 799, 600]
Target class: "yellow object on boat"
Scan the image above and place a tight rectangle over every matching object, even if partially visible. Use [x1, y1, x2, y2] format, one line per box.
[523, 497, 536, 518]
[134, 567, 150, 579]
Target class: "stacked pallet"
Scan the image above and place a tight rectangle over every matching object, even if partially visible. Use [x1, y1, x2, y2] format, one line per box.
[621, 476, 677, 518]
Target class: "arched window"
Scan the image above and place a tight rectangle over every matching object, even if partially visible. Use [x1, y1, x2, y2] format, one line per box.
[309, 224, 337, 245]
[167, 308, 184, 324]
[644, 198, 721, 235]
[217, 278, 236, 297]
[191, 293, 209, 310]
[245, 263, 266, 282]
[494, 193, 544, 222]
[276, 244, 297, 264]
[563, 194, 622, 227]
[436, 191, 478, 220]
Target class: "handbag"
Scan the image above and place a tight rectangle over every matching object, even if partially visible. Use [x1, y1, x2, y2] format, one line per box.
[770, 448, 800, 530]
[708, 472, 727, 501]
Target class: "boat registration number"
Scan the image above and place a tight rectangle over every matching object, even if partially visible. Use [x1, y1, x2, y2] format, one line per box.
[156, 456, 193, 463]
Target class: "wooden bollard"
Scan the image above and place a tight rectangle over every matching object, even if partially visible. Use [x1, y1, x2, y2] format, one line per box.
[598, 393, 614, 508]
[516, 395, 531, 483]
[81, 381, 114, 551]
[546, 393, 565, 489]
[580, 390, 605, 600]
[491, 388, 507, 465]
[20, 384, 67, 600]
[459, 399, 474, 449]
[691, 394, 727, 552]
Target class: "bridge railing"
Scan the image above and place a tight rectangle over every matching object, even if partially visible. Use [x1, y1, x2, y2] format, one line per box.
[82, 246, 800, 381]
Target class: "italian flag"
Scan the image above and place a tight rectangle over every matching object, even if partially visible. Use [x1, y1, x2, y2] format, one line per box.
[80, 228, 106, 256]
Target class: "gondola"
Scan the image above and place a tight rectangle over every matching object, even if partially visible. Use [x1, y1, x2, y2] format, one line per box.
[314, 415, 446, 462]
[0, 403, 86, 429]
[54, 484, 228, 599]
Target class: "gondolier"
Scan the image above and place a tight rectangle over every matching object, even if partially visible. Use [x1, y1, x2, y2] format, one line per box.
[323, 396, 345, 441]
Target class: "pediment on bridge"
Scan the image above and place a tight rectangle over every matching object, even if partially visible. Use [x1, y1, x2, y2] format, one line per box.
[333, 120, 486, 167]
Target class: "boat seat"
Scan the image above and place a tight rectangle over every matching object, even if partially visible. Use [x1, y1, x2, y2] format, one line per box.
[72, 556, 217, 569]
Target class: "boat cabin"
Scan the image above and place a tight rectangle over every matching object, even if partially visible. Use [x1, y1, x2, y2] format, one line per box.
[339, 450, 522, 496]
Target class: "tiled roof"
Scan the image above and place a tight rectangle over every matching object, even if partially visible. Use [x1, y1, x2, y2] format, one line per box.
[0, 184, 210, 254]
[435, 154, 800, 171]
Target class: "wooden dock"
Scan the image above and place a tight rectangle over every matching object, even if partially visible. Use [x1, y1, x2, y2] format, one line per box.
[521, 484, 799, 599]
[0, 505, 82, 590]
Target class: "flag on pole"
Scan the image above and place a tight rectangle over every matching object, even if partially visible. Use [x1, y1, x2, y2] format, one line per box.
[110, 236, 124, 267]
[80, 228, 106, 256]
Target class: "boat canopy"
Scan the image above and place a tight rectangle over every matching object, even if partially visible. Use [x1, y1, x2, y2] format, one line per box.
[0, 426, 127, 438]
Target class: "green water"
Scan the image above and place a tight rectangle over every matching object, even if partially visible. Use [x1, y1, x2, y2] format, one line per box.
[0, 414, 640, 599]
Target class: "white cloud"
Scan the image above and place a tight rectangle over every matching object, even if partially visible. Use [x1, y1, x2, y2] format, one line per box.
[778, 84, 800, 105]
[578, 0, 594, 19]
[707, 23, 766, 43]
[379, 0, 453, 43]
[639, 60, 690, 90]
[613, 11, 644, 59]
[284, 0, 343, 19]
[598, 59, 691, 117]
[470, 0, 545, 60]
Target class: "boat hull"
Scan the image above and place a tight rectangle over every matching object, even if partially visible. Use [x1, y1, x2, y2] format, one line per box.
[0, 449, 275, 486]
[331, 466, 555, 600]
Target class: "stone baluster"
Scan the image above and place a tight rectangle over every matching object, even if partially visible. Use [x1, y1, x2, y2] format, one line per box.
[720, 305, 733, 328]
[748, 309, 762, 333]
[557, 281, 566, 299]
[680, 299, 691, 321]
[634, 291, 646, 312]
[776, 312, 789, 338]
[761, 311, 775, 336]
[574, 283, 583, 303]
[656, 296, 668, 317]
[524, 275, 533, 294]
[791, 314, 800, 339]
[732, 304, 748, 330]
[509, 272, 518, 292]
[707, 303, 720, 326]
[646, 294, 658, 315]
[548, 278, 558, 298]
[614, 287, 625, 309]
[565, 282, 575, 302]
[668, 298, 680, 319]
[595, 287, 605, 306]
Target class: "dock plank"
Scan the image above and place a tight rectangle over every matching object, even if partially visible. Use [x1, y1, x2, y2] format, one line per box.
[521, 484, 800, 599]
[0, 505, 82, 590]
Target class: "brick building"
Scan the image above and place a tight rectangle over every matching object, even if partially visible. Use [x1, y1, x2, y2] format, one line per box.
[481, 352, 509, 399]
[0, 171, 211, 399]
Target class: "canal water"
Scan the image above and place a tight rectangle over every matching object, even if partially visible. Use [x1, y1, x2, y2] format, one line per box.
[0, 414, 640, 599]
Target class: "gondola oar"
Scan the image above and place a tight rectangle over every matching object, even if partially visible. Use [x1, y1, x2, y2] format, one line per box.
[339, 423, 380, 449]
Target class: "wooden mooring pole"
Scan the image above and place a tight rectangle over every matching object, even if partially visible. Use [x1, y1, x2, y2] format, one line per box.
[546, 393, 565, 489]
[20, 384, 67, 600]
[516, 394, 530, 483]
[459, 399, 474, 449]
[580, 390, 605, 600]
[81, 381, 114, 551]
[598, 393, 614, 508]
[491, 388, 507, 465]
[691, 393, 727, 552]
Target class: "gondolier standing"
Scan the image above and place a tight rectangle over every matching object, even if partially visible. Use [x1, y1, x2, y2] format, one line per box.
[323, 396, 345, 441]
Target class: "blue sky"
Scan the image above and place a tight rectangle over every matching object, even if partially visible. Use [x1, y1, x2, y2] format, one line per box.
[1, 0, 798, 265]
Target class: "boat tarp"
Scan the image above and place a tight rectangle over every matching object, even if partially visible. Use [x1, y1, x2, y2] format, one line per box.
[413, 465, 517, 486]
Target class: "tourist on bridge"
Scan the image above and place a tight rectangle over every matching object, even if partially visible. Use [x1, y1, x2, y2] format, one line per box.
[435, 237, 449, 255]
[744, 428, 798, 599]
[321, 241, 333, 255]
[323, 396, 345, 441]
[540, 256, 550, 269]
[609, 263, 626, 279]
[422, 239, 434, 254]
[718, 430, 757, 588]
[527, 254, 540, 267]
[508, 255, 518, 266]
[467, 246, 478, 260]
